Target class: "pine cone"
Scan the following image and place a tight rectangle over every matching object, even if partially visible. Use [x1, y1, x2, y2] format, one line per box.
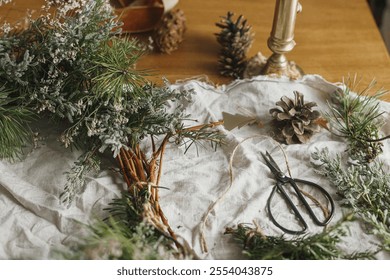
[270, 91, 321, 144]
[154, 9, 186, 54]
[215, 12, 254, 79]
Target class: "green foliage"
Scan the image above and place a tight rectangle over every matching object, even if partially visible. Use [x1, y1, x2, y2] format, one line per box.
[225, 215, 375, 260]
[174, 121, 225, 153]
[1, 0, 219, 157]
[62, 219, 175, 260]
[1, 1, 223, 204]
[312, 148, 390, 251]
[106, 190, 149, 229]
[88, 37, 147, 101]
[60, 149, 101, 207]
[0, 87, 35, 159]
[1, 0, 222, 258]
[60, 189, 188, 260]
[325, 79, 388, 162]
[0, 0, 121, 116]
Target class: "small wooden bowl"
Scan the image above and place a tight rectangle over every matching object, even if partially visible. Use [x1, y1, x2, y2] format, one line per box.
[111, 0, 165, 33]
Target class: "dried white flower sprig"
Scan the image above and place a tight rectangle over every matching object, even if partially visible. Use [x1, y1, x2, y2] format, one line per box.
[0, 0, 12, 6]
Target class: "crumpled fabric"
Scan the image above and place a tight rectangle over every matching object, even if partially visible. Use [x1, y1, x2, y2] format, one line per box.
[1, 75, 389, 259]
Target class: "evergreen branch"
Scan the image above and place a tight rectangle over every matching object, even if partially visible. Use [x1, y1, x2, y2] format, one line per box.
[60, 148, 100, 207]
[225, 215, 376, 260]
[312, 148, 390, 251]
[60, 218, 176, 260]
[88, 37, 148, 101]
[325, 78, 388, 162]
[2, 0, 224, 260]
[0, 87, 35, 159]
[173, 121, 225, 152]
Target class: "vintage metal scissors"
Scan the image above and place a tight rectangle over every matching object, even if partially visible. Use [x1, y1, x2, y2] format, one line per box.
[261, 151, 335, 234]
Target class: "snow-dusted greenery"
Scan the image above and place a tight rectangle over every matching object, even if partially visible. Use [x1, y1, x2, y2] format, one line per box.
[1, 0, 221, 259]
[0, 0, 198, 199]
[312, 148, 390, 252]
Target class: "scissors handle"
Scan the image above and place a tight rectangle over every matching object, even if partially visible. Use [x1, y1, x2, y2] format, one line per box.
[267, 178, 335, 234]
[289, 177, 335, 226]
[267, 183, 309, 235]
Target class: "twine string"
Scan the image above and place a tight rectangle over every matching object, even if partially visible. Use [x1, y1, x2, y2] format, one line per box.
[198, 135, 331, 253]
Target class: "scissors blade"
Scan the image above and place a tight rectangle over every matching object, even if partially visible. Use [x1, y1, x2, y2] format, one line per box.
[261, 151, 283, 176]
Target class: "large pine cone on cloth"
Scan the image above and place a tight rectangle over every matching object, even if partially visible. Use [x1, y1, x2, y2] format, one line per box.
[270, 91, 321, 144]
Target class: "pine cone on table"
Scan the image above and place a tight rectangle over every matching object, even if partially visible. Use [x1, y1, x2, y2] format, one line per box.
[154, 9, 186, 54]
[215, 12, 254, 79]
[270, 91, 321, 144]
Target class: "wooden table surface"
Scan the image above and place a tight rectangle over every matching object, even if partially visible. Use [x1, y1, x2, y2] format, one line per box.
[1, 0, 390, 101]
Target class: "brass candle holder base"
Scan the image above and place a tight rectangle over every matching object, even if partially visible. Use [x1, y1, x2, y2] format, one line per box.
[244, 0, 303, 80]
[243, 52, 303, 80]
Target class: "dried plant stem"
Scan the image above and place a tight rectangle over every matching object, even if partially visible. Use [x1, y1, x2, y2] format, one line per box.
[183, 120, 224, 132]
[155, 135, 169, 190]
[117, 143, 175, 240]
[116, 120, 223, 250]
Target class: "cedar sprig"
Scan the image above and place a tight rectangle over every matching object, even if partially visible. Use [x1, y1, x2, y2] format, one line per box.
[225, 215, 376, 260]
[60, 148, 101, 207]
[325, 77, 389, 162]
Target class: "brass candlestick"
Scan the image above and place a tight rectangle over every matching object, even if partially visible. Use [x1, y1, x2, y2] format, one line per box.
[244, 0, 303, 79]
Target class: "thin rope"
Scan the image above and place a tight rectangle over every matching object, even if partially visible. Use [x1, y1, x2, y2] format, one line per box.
[199, 135, 261, 253]
[198, 135, 331, 253]
[199, 135, 282, 253]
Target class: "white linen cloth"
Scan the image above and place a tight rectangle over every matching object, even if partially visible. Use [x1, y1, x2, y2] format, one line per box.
[1, 75, 389, 259]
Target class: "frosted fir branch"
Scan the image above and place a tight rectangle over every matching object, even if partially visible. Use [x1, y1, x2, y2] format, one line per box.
[60, 149, 100, 207]
[312, 148, 390, 251]
[0, 0, 120, 118]
[0, 51, 36, 86]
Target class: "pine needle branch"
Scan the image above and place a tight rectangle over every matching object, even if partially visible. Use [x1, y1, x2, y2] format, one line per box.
[88, 37, 148, 101]
[325, 77, 389, 162]
[225, 215, 376, 260]
[0, 87, 35, 160]
[60, 218, 177, 260]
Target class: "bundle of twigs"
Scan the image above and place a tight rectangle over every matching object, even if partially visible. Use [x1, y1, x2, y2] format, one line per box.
[116, 121, 224, 248]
